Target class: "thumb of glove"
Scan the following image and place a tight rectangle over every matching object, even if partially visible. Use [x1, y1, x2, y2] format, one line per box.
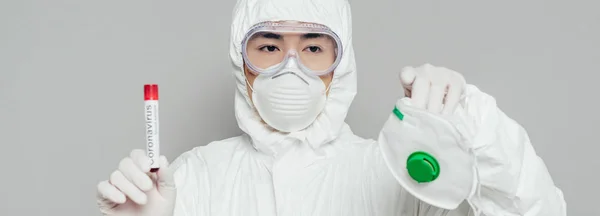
[156, 156, 177, 201]
[399, 66, 417, 88]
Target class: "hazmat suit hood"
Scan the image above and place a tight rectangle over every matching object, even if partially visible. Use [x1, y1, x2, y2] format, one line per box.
[229, 0, 357, 155]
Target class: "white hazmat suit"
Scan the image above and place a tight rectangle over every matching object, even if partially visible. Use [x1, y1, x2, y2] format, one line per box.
[97, 0, 567, 215]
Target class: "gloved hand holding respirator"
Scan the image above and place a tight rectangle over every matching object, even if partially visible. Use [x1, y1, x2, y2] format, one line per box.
[399, 63, 467, 115]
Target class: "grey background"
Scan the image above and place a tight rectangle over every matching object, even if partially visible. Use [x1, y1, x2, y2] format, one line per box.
[0, 0, 597, 215]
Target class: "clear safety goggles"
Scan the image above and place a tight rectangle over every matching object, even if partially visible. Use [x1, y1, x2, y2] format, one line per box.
[241, 21, 343, 76]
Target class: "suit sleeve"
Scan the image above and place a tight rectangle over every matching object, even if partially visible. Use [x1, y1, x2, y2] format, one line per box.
[457, 84, 566, 215]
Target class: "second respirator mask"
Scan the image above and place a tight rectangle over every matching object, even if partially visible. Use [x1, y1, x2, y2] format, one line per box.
[241, 21, 344, 132]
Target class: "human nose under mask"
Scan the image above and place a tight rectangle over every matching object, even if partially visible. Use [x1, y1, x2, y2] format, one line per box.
[246, 59, 332, 133]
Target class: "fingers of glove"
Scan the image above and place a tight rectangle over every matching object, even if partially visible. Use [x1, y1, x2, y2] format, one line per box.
[399, 67, 417, 88]
[97, 180, 126, 204]
[130, 149, 151, 173]
[442, 84, 463, 115]
[110, 170, 148, 205]
[157, 156, 177, 198]
[118, 157, 153, 192]
[409, 75, 430, 109]
[427, 84, 447, 114]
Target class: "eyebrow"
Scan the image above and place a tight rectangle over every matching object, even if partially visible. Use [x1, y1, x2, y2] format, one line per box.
[256, 32, 324, 40]
[261, 33, 282, 39]
[302, 33, 324, 39]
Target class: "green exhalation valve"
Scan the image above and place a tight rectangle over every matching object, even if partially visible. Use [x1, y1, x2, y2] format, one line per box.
[406, 151, 440, 183]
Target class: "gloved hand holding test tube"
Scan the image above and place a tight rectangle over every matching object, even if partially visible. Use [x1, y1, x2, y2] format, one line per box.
[94, 84, 176, 216]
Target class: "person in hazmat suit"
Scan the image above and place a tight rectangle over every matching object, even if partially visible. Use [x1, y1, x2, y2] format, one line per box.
[96, 0, 567, 215]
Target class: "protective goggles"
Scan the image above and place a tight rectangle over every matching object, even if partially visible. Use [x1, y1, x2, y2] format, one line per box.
[241, 21, 343, 76]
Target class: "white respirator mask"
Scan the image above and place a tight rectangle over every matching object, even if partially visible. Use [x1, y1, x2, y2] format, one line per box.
[247, 58, 330, 132]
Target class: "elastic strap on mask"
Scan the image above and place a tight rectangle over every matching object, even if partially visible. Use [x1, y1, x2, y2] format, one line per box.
[466, 148, 483, 216]
[453, 115, 483, 216]
[245, 75, 257, 94]
[324, 75, 334, 94]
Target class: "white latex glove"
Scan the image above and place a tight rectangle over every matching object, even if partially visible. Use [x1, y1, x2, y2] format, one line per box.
[399, 64, 466, 115]
[96, 149, 176, 216]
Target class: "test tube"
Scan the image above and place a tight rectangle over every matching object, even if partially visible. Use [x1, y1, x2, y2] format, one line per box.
[144, 84, 160, 172]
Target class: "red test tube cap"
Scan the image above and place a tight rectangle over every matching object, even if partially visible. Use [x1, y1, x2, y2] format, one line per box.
[144, 84, 159, 100]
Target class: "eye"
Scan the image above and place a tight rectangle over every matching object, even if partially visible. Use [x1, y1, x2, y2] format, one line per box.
[259, 45, 280, 52]
[305, 46, 322, 53]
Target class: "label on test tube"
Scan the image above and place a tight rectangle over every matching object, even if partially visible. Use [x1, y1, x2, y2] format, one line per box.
[144, 84, 160, 172]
